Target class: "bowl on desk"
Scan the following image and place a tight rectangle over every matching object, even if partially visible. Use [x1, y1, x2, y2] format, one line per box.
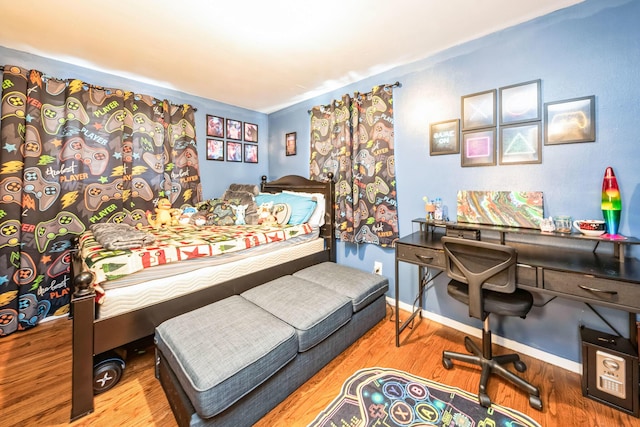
[573, 219, 606, 236]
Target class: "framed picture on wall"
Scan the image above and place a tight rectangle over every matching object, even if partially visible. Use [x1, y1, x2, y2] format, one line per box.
[544, 95, 595, 145]
[226, 141, 242, 162]
[461, 89, 496, 130]
[499, 122, 542, 165]
[461, 128, 496, 167]
[244, 122, 258, 142]
[499, 79, 541, 125]
[206, 138, 224, 161]
[206, 115, 224, 138]
[244, 143, 258, 163]
[285, 132, 297, 156]
[429, 119, 460, 155]
[226, 119, 243, 140]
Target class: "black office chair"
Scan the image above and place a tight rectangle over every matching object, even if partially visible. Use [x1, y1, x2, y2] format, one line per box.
[440, 236, 542, 410]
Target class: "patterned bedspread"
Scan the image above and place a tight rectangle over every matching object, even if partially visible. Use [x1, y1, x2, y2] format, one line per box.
[79, 223, 313, 284]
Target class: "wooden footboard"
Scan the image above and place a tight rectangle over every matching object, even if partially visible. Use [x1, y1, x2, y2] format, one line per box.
[70, 174, 335, 421]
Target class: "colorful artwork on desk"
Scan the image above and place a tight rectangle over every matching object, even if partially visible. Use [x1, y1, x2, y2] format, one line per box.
[457, 190, 544, 228]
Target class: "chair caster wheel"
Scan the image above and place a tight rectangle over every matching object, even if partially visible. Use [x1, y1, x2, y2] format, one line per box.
[514, 360, 527, 372]
[93, 350, 125, 394]
[442, 357, 453, 370]
[529, 395, 543, 410]
[478, 393, 492, 408]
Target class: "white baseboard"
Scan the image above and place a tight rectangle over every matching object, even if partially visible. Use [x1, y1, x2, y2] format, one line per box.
[387, 297, 582, 374]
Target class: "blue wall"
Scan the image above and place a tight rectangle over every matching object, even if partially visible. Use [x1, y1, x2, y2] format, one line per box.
[267, 0, 640, 363]
[0, 47, 269, 199]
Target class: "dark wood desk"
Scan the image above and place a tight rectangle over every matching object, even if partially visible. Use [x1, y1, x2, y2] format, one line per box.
[394, 220, 640, 348]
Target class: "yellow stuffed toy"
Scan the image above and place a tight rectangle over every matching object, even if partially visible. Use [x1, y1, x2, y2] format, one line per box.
[147, 198, 179, 228]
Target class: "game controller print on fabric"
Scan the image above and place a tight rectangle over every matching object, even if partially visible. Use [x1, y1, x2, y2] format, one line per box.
[22, 125, 43, 158]
[35, 212, 86, 253]
[1, 177, 22, 205]
[23, 167, 60, 211]
[309, 85, 397, 247]
[0, 64, 201, 335]
[41, 97, 91, 135]
[132, 112, 164, 147]
[1, 91, 27, 120]
[60, 137, 110, 176]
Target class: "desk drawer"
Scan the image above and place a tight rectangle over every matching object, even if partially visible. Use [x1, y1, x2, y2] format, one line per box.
[517, 264, 538, 288]
[397, 245, 445, 269]
[543, 270, 640, 311]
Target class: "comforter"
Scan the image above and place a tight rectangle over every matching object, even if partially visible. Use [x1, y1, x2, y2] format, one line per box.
[79, 223, 314, 285]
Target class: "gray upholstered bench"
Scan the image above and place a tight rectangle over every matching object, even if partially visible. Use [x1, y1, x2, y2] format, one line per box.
[155, 262, 388, 427]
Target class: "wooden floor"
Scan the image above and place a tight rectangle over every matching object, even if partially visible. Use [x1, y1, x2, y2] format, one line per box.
[1, 306, 637, 427]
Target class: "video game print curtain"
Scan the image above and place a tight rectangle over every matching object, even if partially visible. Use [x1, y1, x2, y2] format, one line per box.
[310, 84, 398, 247]
[0, 65, 201, 336]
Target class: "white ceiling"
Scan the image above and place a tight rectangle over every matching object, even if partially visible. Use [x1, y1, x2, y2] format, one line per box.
[1, 0, 583, 113]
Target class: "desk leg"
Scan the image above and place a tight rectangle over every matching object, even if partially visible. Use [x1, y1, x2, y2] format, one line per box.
[395, 261, 438, 347]
[418, 265, 426, 316]
[395, 256, 400, 347]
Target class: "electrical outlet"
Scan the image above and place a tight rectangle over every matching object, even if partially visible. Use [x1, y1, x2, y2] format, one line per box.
[374, 261, 383, 275]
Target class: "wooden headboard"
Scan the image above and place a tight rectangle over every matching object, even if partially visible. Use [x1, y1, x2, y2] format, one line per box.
[260, 174, 335, 262]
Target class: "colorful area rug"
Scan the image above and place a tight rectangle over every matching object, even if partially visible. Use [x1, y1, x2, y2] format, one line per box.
[309, 367, 541, 427]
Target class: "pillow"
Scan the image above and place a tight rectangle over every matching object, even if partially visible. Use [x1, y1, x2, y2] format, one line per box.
[222, 190, 259, 224]
[282, 190, 326, 227]
[203, 198, 236, 226]
[227, 183, 259, 196]
[255, 192, 317, 225]
[272, 203, 292, 225]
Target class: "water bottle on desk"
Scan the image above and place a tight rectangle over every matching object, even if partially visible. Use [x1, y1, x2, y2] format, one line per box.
[434, 198, 443, 221]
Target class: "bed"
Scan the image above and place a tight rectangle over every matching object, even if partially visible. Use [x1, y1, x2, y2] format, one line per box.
[69, 174, 335, 421]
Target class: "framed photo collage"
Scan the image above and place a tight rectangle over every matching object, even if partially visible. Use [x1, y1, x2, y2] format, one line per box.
[429, 78, 596, 167]
[206, 115, 259, 163]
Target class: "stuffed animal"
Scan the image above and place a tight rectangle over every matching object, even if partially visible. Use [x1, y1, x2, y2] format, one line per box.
[191, 211, 207, 226]
[230, 204, 248, 225]
[147, 198, 179, 228]
[257, 202, 274, 224]
[178, 205, 197, 224]
[261, 213, 278, 227]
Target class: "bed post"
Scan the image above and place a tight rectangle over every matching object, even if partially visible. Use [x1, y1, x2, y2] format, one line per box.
[70, 269, 96, 421]
[325, 173, 336, 263]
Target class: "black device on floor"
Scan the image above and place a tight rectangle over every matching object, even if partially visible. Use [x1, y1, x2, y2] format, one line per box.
[580, 326, 639, 417]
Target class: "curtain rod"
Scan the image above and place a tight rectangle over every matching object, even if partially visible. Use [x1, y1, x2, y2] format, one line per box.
[308, 81, 401, 114]
[0, 65, 197, 112]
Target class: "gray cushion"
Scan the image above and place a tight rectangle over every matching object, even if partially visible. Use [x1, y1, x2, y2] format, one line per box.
[293, 262, 389, 312]
[155, 295, 297, 419]
[242, 275, 352, 352]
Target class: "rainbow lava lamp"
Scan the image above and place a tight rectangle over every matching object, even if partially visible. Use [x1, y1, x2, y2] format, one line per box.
[601, 166, 622, 237]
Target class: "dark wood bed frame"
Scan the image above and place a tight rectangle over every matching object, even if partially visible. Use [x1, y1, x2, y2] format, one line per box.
[70, 174, 335, 421]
